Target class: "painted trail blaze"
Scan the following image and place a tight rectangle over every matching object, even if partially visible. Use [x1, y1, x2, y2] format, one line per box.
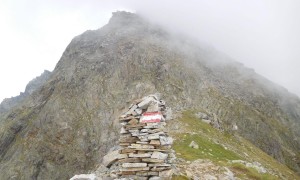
[140, 112, 162, 123]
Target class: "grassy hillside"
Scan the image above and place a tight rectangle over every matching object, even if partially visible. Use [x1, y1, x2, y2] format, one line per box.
[168, 111, 299, 179]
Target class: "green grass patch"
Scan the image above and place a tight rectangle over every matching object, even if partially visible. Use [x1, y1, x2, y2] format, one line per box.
[171, 175, 189, 180]
[230, 163, 278, 180]
[171, 110, 300, 179]
[173, 110, 241, 162]
[173, 133, 240, 162]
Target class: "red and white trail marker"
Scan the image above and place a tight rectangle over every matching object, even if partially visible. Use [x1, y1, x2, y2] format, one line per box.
[140, 112, 162, 123]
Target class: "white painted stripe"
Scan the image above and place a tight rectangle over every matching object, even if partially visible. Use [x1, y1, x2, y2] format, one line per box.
[141, 114, 162, 121]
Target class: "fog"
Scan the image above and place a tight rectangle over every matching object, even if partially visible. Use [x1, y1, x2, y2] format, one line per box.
[122, 0, 300, 97]
[0, 0, 300, 102]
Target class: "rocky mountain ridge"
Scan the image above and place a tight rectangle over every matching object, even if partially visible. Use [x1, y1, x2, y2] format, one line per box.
[0, 70, 51, 114]
[0, 11, 299, 179]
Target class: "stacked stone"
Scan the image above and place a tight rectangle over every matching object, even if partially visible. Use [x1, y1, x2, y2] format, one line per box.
[116, 94, 174, 180]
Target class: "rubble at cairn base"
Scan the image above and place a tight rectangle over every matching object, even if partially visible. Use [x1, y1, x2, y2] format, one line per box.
[70, 174, 97, 180]
[103, 93, 176, 180]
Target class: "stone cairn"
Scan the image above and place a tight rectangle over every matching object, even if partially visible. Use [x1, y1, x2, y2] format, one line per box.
[102, 94, 175, 180]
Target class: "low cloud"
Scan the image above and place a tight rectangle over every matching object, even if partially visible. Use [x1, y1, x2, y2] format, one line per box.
[120, 0, 300, 97]
[0, 0, 299, 101]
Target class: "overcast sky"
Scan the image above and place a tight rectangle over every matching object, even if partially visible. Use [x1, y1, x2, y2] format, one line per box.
[0, 0, 299, 102]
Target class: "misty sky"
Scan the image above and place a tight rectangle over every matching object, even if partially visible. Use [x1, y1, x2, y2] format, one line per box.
[0, 0, 300, 102]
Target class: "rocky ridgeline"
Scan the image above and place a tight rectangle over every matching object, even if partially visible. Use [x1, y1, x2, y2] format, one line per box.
[0, 70, 51, 114]
[100, 94, 175, 180]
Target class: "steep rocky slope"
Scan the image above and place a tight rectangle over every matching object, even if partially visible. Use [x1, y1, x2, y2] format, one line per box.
[0, 11, 299, 179]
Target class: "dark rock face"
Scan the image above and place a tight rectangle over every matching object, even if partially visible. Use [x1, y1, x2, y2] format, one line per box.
[0, 11, 299, 179]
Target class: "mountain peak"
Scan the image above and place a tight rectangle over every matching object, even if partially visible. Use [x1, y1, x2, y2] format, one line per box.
[108, 11, 142, 26]
[0, 11, 299, 179]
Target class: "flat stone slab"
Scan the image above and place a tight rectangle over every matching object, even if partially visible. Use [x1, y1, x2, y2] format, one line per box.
[128, 153, 152, 158]
[129, 129, 139, 133]
[120, 171, 136, 176]
[148, 163, 171, 167]
[119, 149, 136, 154]
[120, 167, 150, 172]
[119, 116, 140, 121]
[142, 122, 160, 128]
[125, 123, 146, 130]
[136, 141, 150, 144]
[148, 129, 164, 134]
[133, 132, 149, 137]
[138, 132, 165, 141]
[136, 171, 159, 176]
[70, 174, 97, 180]
[118, 158, 142, 163]
[137, 97, 154, 109]
[141, 129, 149, 133]
[119, 142, 130, 146]
[102, 150, 127, 167]
[125, 148, 171, 152]
[141, 158, 164, 163]
[151, 151, 168, 160]
[129, 144, 155, 149]
[147, 134, 160, 140]
[122, 163, 148, 168]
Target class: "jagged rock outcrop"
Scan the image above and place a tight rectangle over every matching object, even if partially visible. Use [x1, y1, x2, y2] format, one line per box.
[0, 11, 299, 179]
[25, 70, 52, 95]
[0, 70, 51, 114]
